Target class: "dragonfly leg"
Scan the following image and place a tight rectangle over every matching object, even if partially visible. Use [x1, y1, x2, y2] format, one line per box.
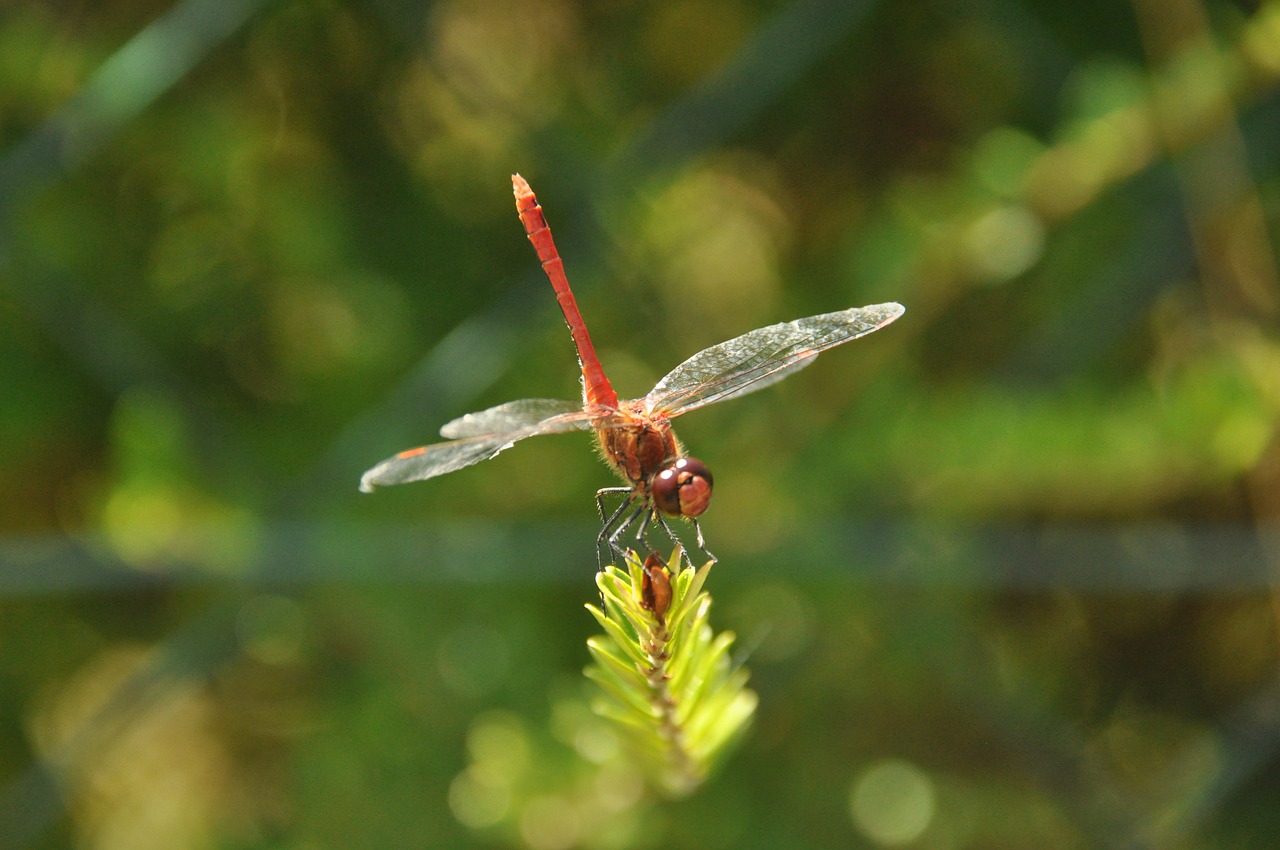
[688, 517, 716, 565]
[606, 502, 650, 564]
[596, 488, 642, 569]
[629, 508, 657, 554]
[644, 512, 678, 561]
[596, 487, 631, 525]
[648, 513, 715, 566]
[596, 489, 714, 567]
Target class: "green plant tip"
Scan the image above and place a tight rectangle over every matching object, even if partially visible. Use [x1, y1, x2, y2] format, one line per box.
[583, 548, 756, 798]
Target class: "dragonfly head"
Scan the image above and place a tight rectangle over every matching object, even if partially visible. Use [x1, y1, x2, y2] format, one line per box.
[652, 457, 713, 518]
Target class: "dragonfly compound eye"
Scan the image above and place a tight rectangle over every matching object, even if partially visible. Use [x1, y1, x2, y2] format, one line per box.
[652, 457, 713, 518]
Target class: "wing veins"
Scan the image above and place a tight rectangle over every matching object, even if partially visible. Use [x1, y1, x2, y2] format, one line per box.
[645, 303, 903, 415]
[360, 408, 598, 492]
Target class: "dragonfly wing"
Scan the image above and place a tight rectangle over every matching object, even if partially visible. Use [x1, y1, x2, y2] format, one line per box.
[359, 409, 597, 492]
[644, 302, 904, 416]
[440, 398, 583, 438]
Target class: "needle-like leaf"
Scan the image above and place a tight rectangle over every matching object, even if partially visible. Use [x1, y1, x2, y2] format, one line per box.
[583, 549, 757, 797]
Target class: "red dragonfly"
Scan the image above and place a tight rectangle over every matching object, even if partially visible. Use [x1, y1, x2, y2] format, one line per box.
[361, 175, 904, 557]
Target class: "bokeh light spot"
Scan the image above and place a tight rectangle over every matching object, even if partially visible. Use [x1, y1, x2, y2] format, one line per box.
[448, 765, 512, 829]
[1212, 408, 1270, 472]
[962, 204, 1044, 283]
[592, 760, 645, 813]
[102, 484, 184, 568]
[635, 164, 789, 339]
[849, 758, 936, 846]
[466, 711, 531, 782]
[971, 127, 1044, 197]
[1243, 4, 1280, 74]
[519, 794, 582, 850]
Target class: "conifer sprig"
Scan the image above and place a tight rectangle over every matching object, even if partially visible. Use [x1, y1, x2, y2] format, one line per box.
[585, 549, 757, 797]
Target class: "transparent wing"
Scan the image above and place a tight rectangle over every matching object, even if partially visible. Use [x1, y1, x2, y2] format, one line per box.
[643, 302, 904, 416]
[440, 398, 584, 438]
[359, 407, 598, 492]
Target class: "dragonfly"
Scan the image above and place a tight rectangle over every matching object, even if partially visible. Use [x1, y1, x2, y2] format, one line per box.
[361, 174, 904, 561]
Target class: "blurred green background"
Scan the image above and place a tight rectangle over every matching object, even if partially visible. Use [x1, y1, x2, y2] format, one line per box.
[5, 0, 1280, 847]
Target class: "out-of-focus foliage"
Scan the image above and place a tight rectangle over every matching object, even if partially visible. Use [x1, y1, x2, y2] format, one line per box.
[5, 0, 1280, 847]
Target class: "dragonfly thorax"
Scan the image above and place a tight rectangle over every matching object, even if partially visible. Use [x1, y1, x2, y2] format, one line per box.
[598, 415, 680, 489]
[596, 408, 713, 518]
